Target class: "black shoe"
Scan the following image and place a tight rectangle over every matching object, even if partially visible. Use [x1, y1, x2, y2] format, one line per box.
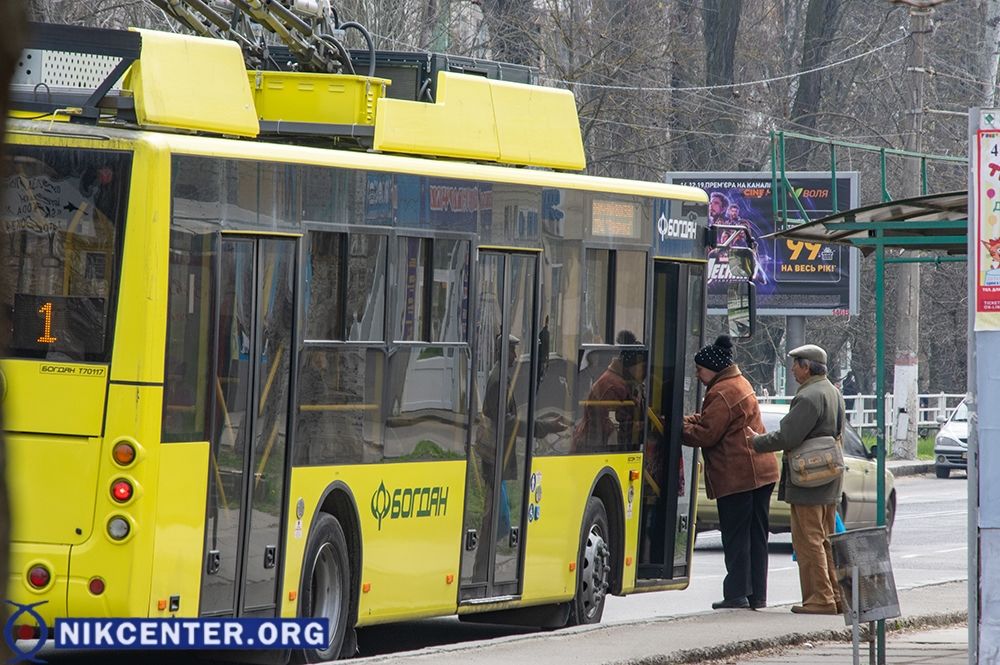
[749, 599, 766, 610]
[712, 597, 750, 610]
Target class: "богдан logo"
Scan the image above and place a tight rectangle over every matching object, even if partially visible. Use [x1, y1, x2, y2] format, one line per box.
[370, 481, 449, 531]
[4, 600, 48, 664]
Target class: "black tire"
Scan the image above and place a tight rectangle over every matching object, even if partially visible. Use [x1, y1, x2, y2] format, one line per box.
[295, 514, 352, 663]
[936, 466, 951, 479]
[567, 497, 611, 626]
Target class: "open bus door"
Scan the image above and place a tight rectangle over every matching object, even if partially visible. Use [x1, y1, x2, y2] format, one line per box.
[635, 260, 704, 586]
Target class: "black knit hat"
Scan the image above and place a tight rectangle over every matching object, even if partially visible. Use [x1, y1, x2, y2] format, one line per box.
[694, 335, 734, 372]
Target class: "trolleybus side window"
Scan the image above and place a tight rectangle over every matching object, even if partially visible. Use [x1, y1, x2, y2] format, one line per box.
[296, 228, 388, 466]
[259, 162, 298, 229]
[304, 231, 387, 343]
[573, 247, 649, 454]
[395, 236, 471, 343]
[1, 146, 130, 362]
[162, 228, 216, 442]
[615, 249, 647, 341]
[163, 156, 223, 442]
[384, 234, 471, 461]
[396, 237, 429, 341]
[582, 248, 648, 343]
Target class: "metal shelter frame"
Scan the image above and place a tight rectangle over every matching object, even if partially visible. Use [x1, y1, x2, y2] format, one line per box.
[767, 131, 968, 664]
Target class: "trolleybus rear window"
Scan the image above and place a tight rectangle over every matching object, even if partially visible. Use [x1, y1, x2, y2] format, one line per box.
[1, 146, 129, 362]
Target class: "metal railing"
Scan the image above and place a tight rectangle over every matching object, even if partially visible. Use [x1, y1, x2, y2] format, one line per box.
[758, 392, 966, 437]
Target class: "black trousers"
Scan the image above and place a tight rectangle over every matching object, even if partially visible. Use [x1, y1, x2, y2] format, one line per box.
[717, 482, 774, 603]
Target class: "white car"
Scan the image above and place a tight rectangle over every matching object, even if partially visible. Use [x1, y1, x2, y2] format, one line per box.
[934, 399, 968, 479]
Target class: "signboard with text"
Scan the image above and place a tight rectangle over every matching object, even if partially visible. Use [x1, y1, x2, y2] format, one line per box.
[975, 124, 1000, 330]
[667, 172, 859, 316]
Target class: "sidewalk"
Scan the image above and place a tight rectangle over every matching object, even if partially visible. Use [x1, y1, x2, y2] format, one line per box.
[736, 625, 967, 664]
[351, 580, 967, 665]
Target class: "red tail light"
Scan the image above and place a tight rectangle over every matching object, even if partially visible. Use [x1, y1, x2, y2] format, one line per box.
[112, 480, 133, 503]
[88, 577, 106, 595]
[27, 565, 50, 589]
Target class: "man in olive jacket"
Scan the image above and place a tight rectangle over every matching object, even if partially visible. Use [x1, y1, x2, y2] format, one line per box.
[683, 335, 779, 610]
[753, 344, 845, 615]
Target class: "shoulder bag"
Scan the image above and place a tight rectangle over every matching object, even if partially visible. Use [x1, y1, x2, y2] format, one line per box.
[788, 406, 845, 488]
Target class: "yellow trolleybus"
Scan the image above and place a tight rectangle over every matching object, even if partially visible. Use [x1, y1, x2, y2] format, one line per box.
[2, 21, 731, 661]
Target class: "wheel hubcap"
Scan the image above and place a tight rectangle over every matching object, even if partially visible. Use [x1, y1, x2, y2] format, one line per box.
[311, 543, 342, 653]
[580, 523, 610, 620]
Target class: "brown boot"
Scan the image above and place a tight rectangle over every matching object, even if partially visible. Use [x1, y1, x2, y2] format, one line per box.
[791, 604, 839, 615]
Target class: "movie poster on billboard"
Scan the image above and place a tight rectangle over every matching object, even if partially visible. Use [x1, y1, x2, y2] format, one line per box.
[975, 128, 1000, 330]
[666, 172, 859, 316]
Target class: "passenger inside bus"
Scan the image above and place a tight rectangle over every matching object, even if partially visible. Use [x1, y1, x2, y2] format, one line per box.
[571, 330, 647, 453]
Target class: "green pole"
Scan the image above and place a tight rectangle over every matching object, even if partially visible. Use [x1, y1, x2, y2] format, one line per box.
[880, 149, 891, 202]
[874, 229, 886, 659]
[771, 131, 778, 228]
[921, 156, 928, 195]
[831, 143, 838, 211]
[779, 132, 788, 229]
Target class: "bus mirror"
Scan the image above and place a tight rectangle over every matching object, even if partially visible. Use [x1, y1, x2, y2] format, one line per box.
[727, 247, 756, 280]
[727, 282, 755, 339]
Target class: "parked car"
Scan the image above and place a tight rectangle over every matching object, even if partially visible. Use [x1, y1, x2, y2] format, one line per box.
[934, 399, 968, 478]
[696, 403, 896, 537]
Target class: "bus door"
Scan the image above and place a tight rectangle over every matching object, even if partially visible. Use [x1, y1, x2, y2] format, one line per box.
[460, 249, 539, 601]
[636, 260, 704, 585]
[200, 235, 296, 617]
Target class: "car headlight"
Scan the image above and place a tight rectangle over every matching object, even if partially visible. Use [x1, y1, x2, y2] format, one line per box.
[936, 436, 965, 448]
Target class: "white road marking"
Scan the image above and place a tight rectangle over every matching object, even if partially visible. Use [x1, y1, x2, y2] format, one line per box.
[899, 545, 966, 559]
[895, 509, 966, 520]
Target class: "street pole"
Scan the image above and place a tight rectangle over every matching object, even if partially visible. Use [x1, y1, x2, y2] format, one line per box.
[890, 0, 938, 461]
[784, 316, 804, 396]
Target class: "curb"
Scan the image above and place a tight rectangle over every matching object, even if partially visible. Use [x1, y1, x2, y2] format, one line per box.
[887, 462, 933, 477]
[617, 611, 968, 665]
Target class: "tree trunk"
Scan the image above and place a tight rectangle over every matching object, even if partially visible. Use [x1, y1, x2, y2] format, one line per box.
[978, 0, 1000, 107]
[0, 3, 28, 657]
[479, 0, 538, 67]
[699, 0, 743, 168]
[785, 0, 843, 166]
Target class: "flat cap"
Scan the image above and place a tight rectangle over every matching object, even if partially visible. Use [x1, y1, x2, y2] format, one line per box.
[789, 344, 827, 365]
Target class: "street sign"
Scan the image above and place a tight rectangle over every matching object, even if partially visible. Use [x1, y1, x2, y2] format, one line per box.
[830, 527, 900, 625]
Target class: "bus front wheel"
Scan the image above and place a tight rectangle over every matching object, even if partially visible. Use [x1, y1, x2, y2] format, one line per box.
[568, 497, 611, 626]
[296, 513, 352, 662]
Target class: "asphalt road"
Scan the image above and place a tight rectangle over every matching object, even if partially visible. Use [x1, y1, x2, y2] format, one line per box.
[33, 473, 968, 663]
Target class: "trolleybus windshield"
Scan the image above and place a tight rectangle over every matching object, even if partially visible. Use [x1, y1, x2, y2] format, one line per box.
[0, 146, 130, 362]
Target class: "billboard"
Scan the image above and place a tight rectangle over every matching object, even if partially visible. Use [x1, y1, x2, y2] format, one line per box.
[975, 124, 1000, 330]
[666, 172, 860, 316]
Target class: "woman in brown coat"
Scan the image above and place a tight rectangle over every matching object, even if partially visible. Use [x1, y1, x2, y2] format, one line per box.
[683, 335, 779, 610]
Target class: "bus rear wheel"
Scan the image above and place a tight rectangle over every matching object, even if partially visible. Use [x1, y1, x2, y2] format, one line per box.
[568, 497, 611, 626]
[296, 514, 352, 662]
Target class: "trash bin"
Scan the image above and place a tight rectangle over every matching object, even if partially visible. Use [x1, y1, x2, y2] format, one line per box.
[829, 526, 900, 625]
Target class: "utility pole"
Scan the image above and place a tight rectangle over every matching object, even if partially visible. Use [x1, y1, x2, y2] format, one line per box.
[889, 0, 946, 460]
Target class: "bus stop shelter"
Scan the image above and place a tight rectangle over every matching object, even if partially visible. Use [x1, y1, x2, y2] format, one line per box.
[768, 190, 969, 663]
